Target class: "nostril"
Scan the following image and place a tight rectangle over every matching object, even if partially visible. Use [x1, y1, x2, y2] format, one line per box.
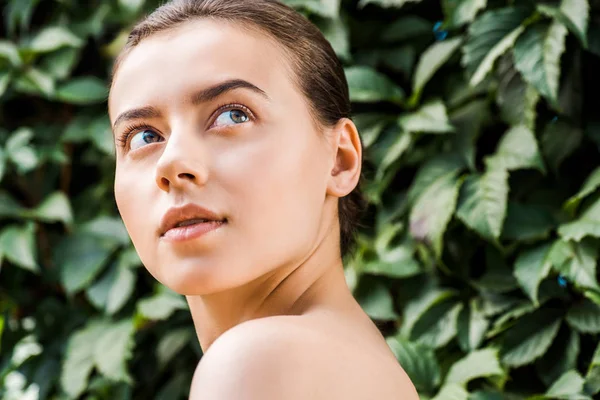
[178, 172, 195, 180]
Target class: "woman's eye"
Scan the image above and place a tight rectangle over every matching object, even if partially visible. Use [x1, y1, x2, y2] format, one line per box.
[213, 109, 250, 128]
[130, 130, 163, 150]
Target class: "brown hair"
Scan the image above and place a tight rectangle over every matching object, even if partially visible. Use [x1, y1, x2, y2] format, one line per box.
[111, 0, 367, 258]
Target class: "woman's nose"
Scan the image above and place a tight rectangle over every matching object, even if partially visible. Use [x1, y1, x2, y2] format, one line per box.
[155, 133, 209, 193]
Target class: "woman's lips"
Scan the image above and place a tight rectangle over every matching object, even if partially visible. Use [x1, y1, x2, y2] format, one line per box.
[161, 220, 226, 242]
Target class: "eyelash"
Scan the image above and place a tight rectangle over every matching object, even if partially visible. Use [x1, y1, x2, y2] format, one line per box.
[116, 102, 255, 150]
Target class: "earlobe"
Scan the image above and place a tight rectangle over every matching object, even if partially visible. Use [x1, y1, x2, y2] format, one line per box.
[327, 118, 362, 197]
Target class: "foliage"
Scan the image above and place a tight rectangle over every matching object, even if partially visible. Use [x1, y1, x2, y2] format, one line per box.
[0, 0, 599, 398]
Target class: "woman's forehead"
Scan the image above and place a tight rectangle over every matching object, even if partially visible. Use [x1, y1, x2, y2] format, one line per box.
[109, 19, 294, 119]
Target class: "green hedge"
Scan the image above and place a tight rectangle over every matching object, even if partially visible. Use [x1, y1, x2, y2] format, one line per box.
[1, 0, 600, 399]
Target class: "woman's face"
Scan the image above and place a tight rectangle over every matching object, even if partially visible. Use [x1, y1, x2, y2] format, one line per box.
[109, 20, 336, 295]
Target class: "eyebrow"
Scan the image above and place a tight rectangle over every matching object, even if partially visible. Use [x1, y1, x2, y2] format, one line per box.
[112, 79, 269, 131]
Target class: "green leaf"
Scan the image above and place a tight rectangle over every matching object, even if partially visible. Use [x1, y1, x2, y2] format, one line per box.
[412, 37, 463, 102]
[514, 243, 553, 305]
[537, 329, 580, 386]
[61, 320, 108, 398]
[432, 384, 469, 400]
[541, 118, 582, 172]
[586, 343, 600, 395]
[546, 370, 586, 398]
[496, 55, 540, 130]
[31, 191, 73, 225]
[137, 288, 188, 320]
[57, 234, 118, 294]
[0, 71, 11, 99]
[463, 7, 530, 86]
[445, 348, 504, 386]
[358, 0, 422, 8]
[559, 194, 600, 241]
[456, 167, 509, 242]
[513, 22, 568, 106]
[15, 67, 55, 97]
[443, 0, 487, 27]
[386, 337, 440, 393]
[408, 154, 465, 204]
[409, 170, 462, 256]
[380, 16, 432, 42]
[0, 224, 38, 272]
[55, 77, 107, 105]
[377, 129, 411, 178]
[317, 16, 350, 60]
[489, 125, 545, 173]
[93, 319, 135, 382]
[401, 287, 459, 338]
[345, 66, 404, 103]
[449, 100, 489, 171]
[412, 301, 462, 348]
[361, 243, 421, 278]
[399, 100, 454, 134]
[80, 216, 130, 245]
[537, 2, 589, 48]
[29, 26, 83, 53]
[354, 113, 394, 148]
[549, 239, 599, 290]
[0, 40, 22, 66]
[559, 0, 589, 47]
[564, 167, 600, 213]
[457, 299, 489, 352]
[5, 128, 38, 173]
[106, 266, 136, 315]
[40, 47, 80, 80]
[356, 280, 398, 320]
[157, 328, 193, 367]
[502, 202, 555, 241]
[566, 300, 600, 333]
[501, 308, 562, 367]
[282, 0, 340, 18]
[0, 191, 24, 218]
[119, 0, 145, 14]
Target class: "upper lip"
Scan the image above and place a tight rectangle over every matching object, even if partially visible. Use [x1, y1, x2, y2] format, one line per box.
[159, 203, 225, 236]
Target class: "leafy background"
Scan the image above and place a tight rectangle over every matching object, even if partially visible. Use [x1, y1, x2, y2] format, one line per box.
[1, 0, 599, 398]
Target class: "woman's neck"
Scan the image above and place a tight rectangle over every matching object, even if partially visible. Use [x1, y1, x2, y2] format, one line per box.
[185, 227, 356, 352]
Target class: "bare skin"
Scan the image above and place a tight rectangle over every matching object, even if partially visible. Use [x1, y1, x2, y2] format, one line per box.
[110, 19, 418, 399]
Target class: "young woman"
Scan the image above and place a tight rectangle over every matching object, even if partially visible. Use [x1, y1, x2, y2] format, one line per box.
[109, 0, 418, 398]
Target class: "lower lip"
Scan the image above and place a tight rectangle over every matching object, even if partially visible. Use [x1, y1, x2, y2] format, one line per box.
[161, 220, 226, 242]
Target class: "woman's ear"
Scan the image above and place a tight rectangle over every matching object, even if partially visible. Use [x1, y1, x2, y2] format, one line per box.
[326, 118, 362, 198]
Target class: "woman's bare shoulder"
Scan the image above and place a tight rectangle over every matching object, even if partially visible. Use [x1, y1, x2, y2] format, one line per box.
[189, 315, 418, 399]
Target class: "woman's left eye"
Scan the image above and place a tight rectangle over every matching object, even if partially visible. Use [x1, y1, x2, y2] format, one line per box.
[213, 109, 250, 128]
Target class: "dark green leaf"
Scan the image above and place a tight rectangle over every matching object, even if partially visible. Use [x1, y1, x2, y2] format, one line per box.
[462, 7, 530, 86]
[445, 348, 504, 385]
[386, 337, 441, 393]
[456, 166, 509, 242]
[546, 370, 586, 398]
[514, 243, 553, 305]
[501, 308, 562, 367]
[513, 22, 567, 106]
[0, 223, 37, 272]
[345, 66, 405, 103]
[399, 100, 454, 134]
[457, 299, 489, 351]
[29, 26, 83, 53]
[412, 37, 463, 102]
[93, 319, 135, 382]
[443, 0, 487, 28]
[549, 239, 599, 290]
[566, 300, 600, 333]
[502, 202, 555, 241]
[57, 234, 118, 294]
[409, 170, 462, 256]
[488, 125, 545, 173]
[55, 77, 107, 105]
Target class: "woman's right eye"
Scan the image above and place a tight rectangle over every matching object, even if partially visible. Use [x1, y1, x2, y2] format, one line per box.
[130, 130, 163, 150]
